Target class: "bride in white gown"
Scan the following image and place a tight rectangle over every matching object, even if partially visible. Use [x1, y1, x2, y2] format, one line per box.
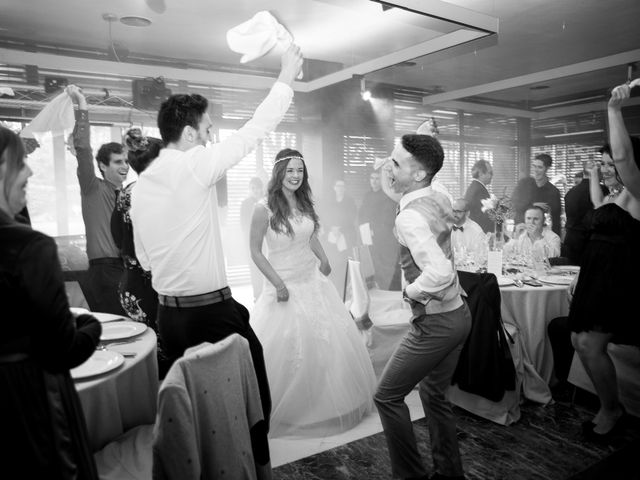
[249, 148, 376, 438]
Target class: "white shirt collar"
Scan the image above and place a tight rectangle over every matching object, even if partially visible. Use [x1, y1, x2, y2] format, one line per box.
[399, 186, 433, 212]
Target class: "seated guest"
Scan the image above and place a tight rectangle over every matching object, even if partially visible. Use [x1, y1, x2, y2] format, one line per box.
[503, 204, 561, 260]
[0, 125, 102, 479]
[450, 198, 487, 265]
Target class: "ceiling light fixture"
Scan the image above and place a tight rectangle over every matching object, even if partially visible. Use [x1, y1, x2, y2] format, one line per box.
[120, 16, 152, 27]
[357, 75, 372, 101]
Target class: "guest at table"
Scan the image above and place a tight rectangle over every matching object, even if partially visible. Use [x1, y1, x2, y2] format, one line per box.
[503, 204, 561, 261]
[451, 198, 487, 267]
[0, 125, 102, 479]
[112, 128, 168, 376]
[512, 153, 562, 236]
[569, 79, 640, 441]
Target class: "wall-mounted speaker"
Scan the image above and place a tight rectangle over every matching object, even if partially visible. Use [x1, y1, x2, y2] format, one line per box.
[132, 77, 172, 110]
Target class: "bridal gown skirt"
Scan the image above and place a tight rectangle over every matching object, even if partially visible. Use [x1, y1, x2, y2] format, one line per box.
[252, 269, 376, 438]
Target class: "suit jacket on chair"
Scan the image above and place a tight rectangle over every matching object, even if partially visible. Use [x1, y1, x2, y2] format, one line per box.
[452, 271, 516, 402]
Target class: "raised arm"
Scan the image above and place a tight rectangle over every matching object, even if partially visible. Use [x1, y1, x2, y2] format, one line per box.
[193, 45, 304, 186]
[66, 84, 98, 193]
[588, 163, 606, 207]
[608, 79, 640, 199]
[249, 203, 288, 302]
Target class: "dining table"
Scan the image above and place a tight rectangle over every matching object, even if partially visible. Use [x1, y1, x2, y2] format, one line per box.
[72, 316, 159, 452]
[498, 273, 573, 402]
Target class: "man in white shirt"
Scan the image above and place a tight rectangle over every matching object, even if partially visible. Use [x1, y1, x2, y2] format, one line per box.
[130, 45, 303, 431]
[451, 198, 487, 266]
[504, 204, 561, 260]
[374, 134, 471, 480]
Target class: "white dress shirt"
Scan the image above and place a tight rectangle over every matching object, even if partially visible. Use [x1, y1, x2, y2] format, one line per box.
[130, 82, 293, 296]
[503, 229, 561, 260]
[451, 217, 487, 259]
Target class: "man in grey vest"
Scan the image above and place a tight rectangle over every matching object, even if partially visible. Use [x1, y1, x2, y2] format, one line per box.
[374, 134, 471, 480]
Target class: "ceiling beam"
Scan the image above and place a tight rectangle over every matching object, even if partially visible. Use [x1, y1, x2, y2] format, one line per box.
[434, 100, 537, 119]
[422, 49, 640, 104]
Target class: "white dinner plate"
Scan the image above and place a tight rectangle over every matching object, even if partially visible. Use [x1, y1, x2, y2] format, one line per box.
[70, 307, 90, 316]
[92, 312, 128, 323]
[538, 275, 574, 286]
[71, 350, 124, 380]
[100, 321, 147, 341]
[497, 276, 515, 287]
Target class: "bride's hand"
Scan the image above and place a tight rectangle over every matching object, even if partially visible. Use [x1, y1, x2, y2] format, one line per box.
[276, 283, 289, 302]
[319, 259, 331, 276]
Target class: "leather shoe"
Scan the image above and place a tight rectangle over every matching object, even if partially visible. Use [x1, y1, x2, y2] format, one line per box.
[429, 474, 467, 480]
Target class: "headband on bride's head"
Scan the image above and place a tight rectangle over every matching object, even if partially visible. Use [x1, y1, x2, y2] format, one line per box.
[274, 155, 304, 165]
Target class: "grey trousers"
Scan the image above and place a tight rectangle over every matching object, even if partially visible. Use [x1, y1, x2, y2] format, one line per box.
[374, 302, 471, 479]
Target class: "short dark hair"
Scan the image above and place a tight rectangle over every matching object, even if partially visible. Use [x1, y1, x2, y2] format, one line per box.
[0, 126, 26, 202]
[525, 204, 547, 216]
[96, 142, 124, 177]
[534, 153, 553, 168]
[157, 94, 209, 144]
[598, 143, 612, 156]
[401, 134, 444, 178]
[471, 159, 491, 179]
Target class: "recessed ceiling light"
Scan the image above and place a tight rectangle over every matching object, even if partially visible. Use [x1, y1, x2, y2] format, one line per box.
[530, 85, 550, 90]
[120, 16, 152, 27]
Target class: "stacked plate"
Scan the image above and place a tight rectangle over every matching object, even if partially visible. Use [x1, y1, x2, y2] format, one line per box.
[538, 274, 574, 286]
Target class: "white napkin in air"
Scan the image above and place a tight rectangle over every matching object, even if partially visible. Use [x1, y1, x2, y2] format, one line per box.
[226, 10, 293, 64]
[20, 91, 74, 138]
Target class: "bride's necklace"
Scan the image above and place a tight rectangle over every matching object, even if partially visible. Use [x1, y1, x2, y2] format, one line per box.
[607, 185, 624, 200]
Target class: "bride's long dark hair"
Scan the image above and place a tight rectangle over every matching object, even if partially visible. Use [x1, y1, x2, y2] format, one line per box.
[267, 148, 320, 237]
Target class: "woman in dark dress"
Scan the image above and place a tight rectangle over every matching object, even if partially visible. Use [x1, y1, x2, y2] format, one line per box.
[0, 126, 102, 479]
[569, 79, 640, 441]
[112, 128, 167, 375]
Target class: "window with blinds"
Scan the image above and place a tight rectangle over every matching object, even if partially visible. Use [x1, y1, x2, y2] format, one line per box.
[342, 135, 390, 204]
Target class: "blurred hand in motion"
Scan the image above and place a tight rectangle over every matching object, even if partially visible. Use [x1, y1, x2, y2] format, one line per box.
[277, 44, 303, 86]
[609, 78, 640, 109]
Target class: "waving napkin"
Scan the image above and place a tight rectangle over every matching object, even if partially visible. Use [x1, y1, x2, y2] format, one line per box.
[20, 91, 74, 138]
[226, 10, 293, 63]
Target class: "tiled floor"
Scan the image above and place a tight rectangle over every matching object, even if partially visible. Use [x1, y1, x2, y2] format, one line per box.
[270, 389, 424, 468]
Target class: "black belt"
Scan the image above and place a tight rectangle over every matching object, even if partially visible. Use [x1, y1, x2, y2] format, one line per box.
[159, 287, 232, 308]
[89, 257, 122, 266]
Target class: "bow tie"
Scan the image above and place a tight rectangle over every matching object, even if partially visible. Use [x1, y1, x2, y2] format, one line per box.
[452, 225, 464, 232]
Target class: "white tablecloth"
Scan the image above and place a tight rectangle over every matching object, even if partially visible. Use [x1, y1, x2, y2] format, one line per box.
[75, 328, 159, 452]
[500, 283, 570, 387]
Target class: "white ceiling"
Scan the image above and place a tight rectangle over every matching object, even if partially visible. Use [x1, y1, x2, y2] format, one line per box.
[1, 0, 639, 113]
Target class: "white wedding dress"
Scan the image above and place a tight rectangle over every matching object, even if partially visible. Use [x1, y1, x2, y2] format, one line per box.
[251, 206, 376, 438]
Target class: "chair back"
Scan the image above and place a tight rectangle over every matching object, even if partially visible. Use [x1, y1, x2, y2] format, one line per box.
[353, 245, 378, 289]
[152, 335, 270, 480]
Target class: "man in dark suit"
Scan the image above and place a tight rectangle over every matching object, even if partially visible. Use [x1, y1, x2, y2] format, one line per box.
[464, 159, 494, 233]
[562, 149, 609, 265]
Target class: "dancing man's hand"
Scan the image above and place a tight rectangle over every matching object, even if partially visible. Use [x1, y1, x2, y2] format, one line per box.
[609, 78, 640, 110]
[277, 44, 303, 86]
[276, 283, 289, 302]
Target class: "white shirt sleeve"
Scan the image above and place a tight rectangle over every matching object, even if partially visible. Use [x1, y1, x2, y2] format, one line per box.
[396, 208, 456, 301]
[188, 82, 294, 186]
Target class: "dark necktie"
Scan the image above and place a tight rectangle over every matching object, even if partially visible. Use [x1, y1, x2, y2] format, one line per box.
[453, 225, 464, 232]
